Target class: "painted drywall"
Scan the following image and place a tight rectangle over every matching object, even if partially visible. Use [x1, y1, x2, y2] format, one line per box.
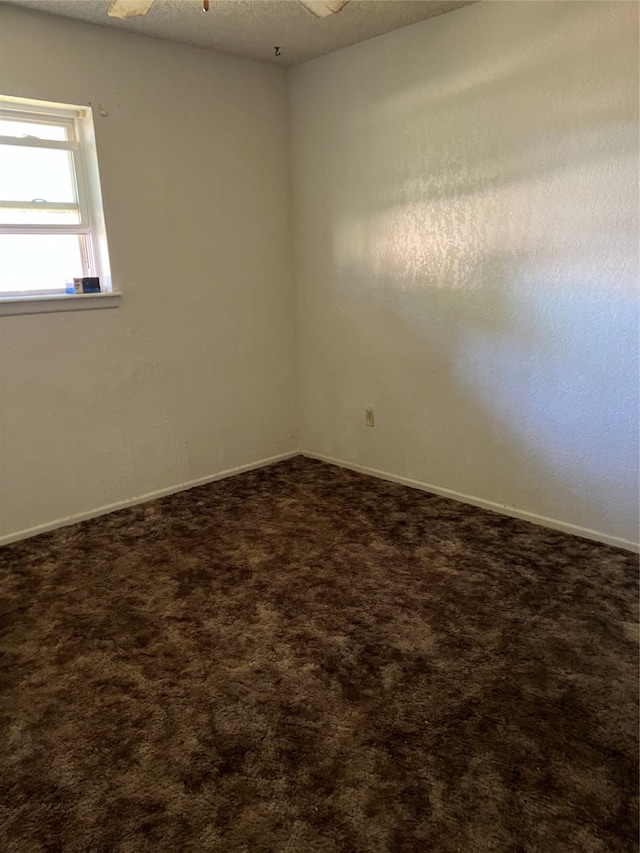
[291, 1, 639, 547]
[0, 5, 296, 541]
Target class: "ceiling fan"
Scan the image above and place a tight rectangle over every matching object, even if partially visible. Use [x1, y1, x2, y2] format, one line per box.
[108, 0, 349, 19]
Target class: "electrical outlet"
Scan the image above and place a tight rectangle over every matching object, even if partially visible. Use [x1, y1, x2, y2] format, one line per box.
[365, 407, 375, 427]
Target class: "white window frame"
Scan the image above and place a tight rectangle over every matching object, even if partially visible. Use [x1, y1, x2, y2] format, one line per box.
[0, 94, 120, 315]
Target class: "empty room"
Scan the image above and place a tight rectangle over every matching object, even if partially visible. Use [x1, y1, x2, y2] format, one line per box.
[0, 0, 638, 850]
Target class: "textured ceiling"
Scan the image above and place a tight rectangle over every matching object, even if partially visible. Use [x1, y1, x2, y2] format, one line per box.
[3, 0, 477, 65]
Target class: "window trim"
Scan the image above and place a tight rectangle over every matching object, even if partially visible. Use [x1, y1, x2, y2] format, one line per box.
[0, 94, 114, 307]
[0, 291, 122, 317]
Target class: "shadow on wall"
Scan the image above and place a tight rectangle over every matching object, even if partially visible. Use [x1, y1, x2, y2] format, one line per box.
[300, 2, 639, 540]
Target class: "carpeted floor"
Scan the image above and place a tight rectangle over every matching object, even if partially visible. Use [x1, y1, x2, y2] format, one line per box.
[0, 456, 638, 853]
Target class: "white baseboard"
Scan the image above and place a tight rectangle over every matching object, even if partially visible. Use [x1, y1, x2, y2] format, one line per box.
[302, 451, 639, 553]
[0, 451, 298, 547]
[4, 449, 637, 554]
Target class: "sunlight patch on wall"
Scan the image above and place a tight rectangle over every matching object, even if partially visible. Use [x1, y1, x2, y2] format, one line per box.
[333, 119, 637, 301]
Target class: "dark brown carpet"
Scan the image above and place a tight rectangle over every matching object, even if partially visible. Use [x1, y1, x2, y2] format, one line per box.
[0, 456, 638, 852]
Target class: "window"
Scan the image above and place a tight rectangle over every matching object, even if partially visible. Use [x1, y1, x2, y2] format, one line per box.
[0, 95, 115, 310]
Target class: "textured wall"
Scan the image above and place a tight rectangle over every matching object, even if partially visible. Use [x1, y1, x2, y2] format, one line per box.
[0, 6, 296, 541]
[292, 1, 639, 546]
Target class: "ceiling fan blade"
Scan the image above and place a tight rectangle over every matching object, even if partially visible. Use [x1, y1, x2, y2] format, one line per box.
[297, 0, 349, 18]
[108, 0, 156, 18]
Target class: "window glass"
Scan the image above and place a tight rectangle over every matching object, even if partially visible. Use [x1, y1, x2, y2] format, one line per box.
[0, 145, 77, 203]
[0, 234, 84, 292]
[0, 118, 68, 141]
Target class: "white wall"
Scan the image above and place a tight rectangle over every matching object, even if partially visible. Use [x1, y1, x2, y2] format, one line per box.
[0, 5, 297, 542]
[291, 1, 639, 547]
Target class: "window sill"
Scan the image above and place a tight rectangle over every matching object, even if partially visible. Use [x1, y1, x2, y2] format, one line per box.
[0, 292, 122, 316]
